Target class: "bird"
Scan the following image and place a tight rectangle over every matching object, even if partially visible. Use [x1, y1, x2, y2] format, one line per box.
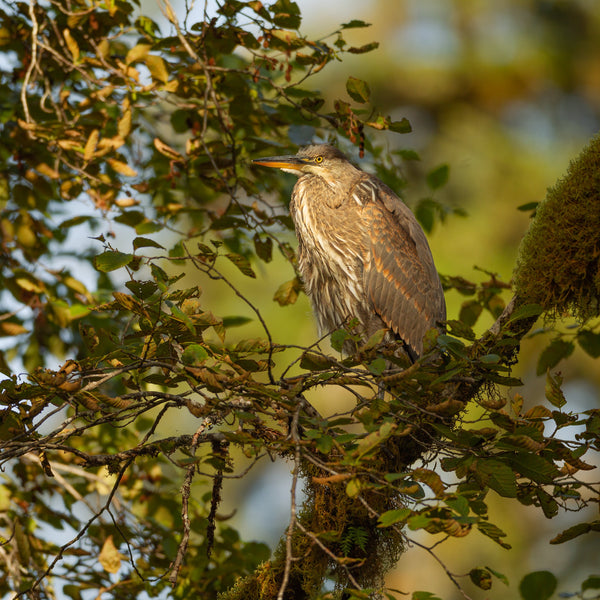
[253, 144, 446, 360]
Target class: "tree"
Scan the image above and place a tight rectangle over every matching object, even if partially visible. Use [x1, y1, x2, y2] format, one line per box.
[0, 1, 598, 599]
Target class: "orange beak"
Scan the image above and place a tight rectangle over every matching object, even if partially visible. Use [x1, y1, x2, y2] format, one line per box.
[252, 155, 309, 170]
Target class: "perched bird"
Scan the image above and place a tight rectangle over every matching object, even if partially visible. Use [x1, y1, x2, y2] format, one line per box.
[253, 144, 446, 360]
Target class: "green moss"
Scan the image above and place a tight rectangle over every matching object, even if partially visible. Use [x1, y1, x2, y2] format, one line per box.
[513, 134, 600, 320]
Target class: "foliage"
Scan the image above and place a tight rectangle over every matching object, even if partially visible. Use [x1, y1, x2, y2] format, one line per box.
[0, 1, 598, 600]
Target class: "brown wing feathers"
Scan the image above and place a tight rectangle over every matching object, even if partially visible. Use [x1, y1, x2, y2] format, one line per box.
[360, 179, 445, 356]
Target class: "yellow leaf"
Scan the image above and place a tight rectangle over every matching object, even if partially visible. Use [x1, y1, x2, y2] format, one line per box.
[97, 136, 125, 155]
[35, 163, 59, 179]
[0, 27, 11, 46]
[126, 43, 151, 64]
[57, 139, 79, 151]
[163, 79, 179, 93]
[270, 28, 298, 43]
[83, 129, 99, 162]
[145, 55, 169, 84]
[115, 197, 137, 207]
[63, 29, 80, 62]
[99, 535, 122, 574]
[17, 119, 37, 131]
[63, 276, 91, 300]
[96, 39, 109, 58]
[118, 99, 131, 138]
[153, 137, 183, 160]
[0, 322, 29, 336]
[15, 277, 45, 293]
[107, 158, 137, 177]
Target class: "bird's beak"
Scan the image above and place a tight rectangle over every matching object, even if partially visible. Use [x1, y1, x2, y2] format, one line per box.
[252, 155, 308, 170]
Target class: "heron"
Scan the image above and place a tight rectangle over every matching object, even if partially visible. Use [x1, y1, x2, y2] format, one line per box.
[253, 144, 446, 360]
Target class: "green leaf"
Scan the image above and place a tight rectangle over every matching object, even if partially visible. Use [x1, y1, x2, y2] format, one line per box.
[388, 118, 412, 133]
[315, 434, 333, 454]
[346, 76, 370, 103]
[536, 488, 559, 518]
[517, 201, 539, 212]
[273, 278, 300, 306]
[300, 352, 334, 371]
[125, 280, 158, 299]
[270, 0, 301, 28]
[368, 357, 386, 376]
[519, 571, 557, 600]
[253, 233, 273, 263]
[545, 371, 566, 408]
[182, 344, 208, 366]
[133, 236, 165, 250]
[412, 592, 441, 600]
[476, 459, 517, 497]
[353, 422, 396, 460]
[362, 328, 386, 350]
[345, 478, 362, 498]
[459, 299, 483, 327]
[378, 508, 412, 528]
[331, 329, 349, 352]
[486, 566, 509, 586]
[507, 303, 542, 323]
[477, 520, 511, 548]
[341, 19, 371, 29]
[222, 315, 252, 327]
[582, 575, 600, 591]
[550, 520, 600, 544]
[509, 453, 558, 484]
[225, 253, 256, 278]
[469, 568, 492, 590]
[445, 495, 469, 517]
[436, 334, 467, 358]
[395, 148, 420, 161]
[426, 164, 449, 190]
[536, 338, 574, 375]
[577, 329, 600, 358]
[415, 197, 435, 233]
[347, 42, 379, 54]
[170, 304, 196, 335]
[93, 251, 134, 272]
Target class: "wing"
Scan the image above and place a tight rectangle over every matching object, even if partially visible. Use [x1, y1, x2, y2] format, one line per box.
[354, 177, 446, 357]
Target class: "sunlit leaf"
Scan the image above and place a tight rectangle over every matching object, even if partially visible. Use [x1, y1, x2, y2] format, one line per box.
[98, 536, 122, 574]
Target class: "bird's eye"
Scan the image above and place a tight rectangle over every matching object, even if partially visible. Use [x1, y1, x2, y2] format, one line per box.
[314, 156, 323, 163]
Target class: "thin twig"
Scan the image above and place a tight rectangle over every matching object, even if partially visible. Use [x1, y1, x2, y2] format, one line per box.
[169, 419, 214, 585]
[21, 0, 39, 124]
[277, 403, 302, 600]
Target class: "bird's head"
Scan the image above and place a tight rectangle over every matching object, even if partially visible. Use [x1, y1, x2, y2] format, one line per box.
[253, 144, 356, 184]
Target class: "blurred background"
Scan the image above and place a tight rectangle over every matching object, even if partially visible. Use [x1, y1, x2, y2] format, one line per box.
[152, 0, 600, 597]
